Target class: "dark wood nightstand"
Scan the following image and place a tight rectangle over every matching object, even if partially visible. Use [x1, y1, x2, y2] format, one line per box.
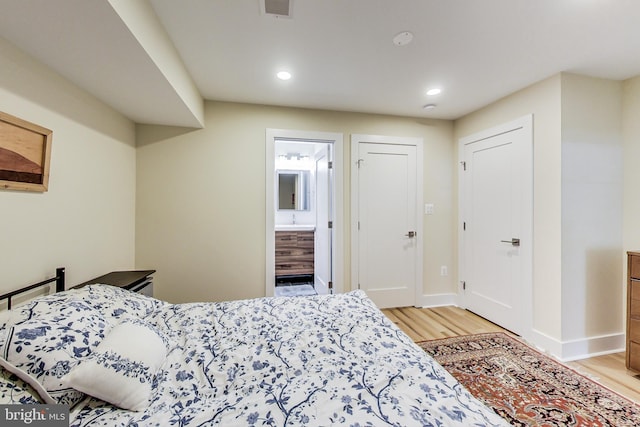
[75, 270, 156, 296]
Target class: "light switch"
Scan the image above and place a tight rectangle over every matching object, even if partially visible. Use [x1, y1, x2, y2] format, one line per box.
[425, 203, 434, 215]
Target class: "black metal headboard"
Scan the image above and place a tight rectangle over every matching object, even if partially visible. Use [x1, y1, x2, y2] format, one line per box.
[0, 267, 65, 309]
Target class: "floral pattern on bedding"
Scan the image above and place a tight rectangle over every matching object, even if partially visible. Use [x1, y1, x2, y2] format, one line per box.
[70, 289, 508, 427]
[0, 365, 41, 404]
[2, 300, 110, 407]
[0, 285, 168, 408]
[0, 284, 167, 349]
[77, 284, 169, 321]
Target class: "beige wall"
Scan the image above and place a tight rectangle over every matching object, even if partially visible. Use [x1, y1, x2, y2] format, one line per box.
[454, 75, 563, 340]
[623, 76, 640, 253]
[136, 101, 455, 303]
[623, 76, 640, 345]
[0, 37, 137, 291]
[560, 74, 623, 343]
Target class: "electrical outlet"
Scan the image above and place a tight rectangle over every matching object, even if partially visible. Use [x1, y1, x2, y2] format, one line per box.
[440, 265, 448, 276]
[425, 203, 434, 215]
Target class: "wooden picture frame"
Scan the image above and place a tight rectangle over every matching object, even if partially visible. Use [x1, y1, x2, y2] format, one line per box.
[0, 111, 52, 192]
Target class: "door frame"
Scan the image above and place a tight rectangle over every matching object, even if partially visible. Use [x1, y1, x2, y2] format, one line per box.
[457, 114, 533, 339]
[265, 128, 344, 297]
[350, 134, 424, 306]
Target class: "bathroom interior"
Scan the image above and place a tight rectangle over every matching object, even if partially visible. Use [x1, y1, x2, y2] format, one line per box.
[274, 140, 333, 297]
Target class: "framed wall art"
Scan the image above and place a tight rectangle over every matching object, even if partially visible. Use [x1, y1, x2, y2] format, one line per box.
[0, 111, 52, 192]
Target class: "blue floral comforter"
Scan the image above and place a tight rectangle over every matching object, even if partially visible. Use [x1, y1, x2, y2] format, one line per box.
[69, 290, 507, 426]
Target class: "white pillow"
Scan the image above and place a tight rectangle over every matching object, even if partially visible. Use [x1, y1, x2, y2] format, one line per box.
[62, 320, 167, 411]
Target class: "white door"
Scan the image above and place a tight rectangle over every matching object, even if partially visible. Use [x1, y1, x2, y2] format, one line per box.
[352, 136, 423, 308]
[315, 144, 332, 295]
[460, 116, 532, 336]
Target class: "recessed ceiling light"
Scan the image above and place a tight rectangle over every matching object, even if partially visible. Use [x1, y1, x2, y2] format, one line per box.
[426, 88, 441, 96]
[277, 71, 292, 80]
[423, 104, 437, 110]
[393, 31, 413, 46]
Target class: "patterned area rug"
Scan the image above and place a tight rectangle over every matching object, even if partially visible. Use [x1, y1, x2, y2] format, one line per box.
[418, 332, 640, 426]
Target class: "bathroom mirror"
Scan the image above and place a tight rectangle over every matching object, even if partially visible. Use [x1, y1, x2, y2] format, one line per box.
[277, 170, 310, 211]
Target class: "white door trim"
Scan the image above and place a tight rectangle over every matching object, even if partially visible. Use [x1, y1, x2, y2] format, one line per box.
[350, 134, 424, 305]
[265, 128, 344, 297]
[457, 114, 533, 340]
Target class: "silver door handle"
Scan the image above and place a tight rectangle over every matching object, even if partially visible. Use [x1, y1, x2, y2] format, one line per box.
[500, 238, 520, 246]
[405, 231, 416, 238]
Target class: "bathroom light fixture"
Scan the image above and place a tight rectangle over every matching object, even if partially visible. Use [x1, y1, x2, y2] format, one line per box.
[284, 152, 309, 160]
[423, 104, 437, 110]
[277, 71, 292, 80]
[426, 88, 441, 96]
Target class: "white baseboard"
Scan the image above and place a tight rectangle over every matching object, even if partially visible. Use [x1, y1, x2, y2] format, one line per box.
[413, 297, 625, 362]
[530, 329, 625, 362]
[416, 293, 458, 308]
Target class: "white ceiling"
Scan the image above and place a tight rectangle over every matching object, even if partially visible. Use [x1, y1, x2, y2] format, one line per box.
[1, 0, 640, 127]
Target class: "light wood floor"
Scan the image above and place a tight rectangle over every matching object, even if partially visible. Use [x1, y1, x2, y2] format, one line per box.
[382, 306, 640, 404]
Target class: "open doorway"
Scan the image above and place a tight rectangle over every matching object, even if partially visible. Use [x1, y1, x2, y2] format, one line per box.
[274, 140, 329, 296]
[265, 129, 343, 298]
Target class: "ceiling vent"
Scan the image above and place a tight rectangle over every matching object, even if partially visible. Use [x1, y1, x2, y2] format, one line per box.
[261, 0, 292, 18]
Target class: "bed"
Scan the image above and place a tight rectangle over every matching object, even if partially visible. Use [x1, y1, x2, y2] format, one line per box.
[0, 269, 508, 426]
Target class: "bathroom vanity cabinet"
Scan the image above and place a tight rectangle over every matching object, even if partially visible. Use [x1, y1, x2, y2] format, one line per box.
[275, 230, 314, 277]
